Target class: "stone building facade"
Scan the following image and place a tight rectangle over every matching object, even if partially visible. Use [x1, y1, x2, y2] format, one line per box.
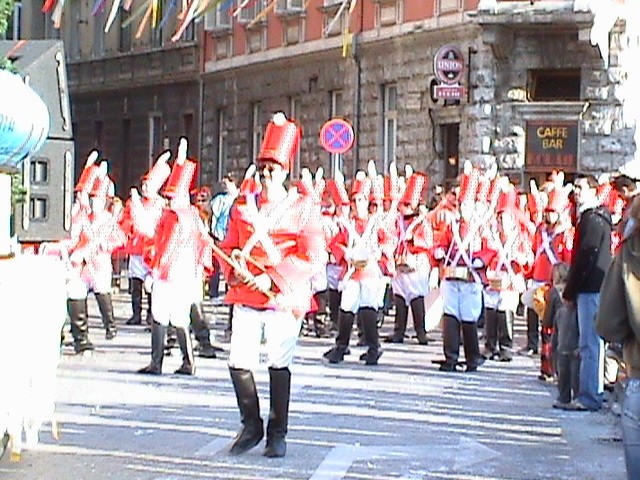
[200, 0, 637, 193]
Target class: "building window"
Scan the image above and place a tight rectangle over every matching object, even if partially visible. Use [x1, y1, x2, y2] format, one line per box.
[151, 24, 163, 48]
[217, 109, 227, 182]
[283, 18, 304, 45]
[276, 0, 304, 11]
[182, 22, 195, 42]
[92, 11, 104, 57]
[68, 0, 81, 58]
[239, 0, 265, 23]
[182, 113, 194, 141]
[323, 7, 346, 37]
[528, 69, 581, 102]
[437, 0, 462, 15]
[246, 26, 266, 53]
[374, 0, 401, 27]
[251, 102, 263, 162]
[149, 114, 163, 168]
[441, 123, 459, 190]
[44, 13, 61, 40]
[215, 35, 233, 59]
[4, 2, 21, 40]
[382, 84, 397, 170]
[330, 90, 345, 117]
[119, 9, 132, 53]
[121, 119, 132, 191]
[94, 120, 103, 150]
[205, 2, 232, 30]
[289, 96, 301, 179]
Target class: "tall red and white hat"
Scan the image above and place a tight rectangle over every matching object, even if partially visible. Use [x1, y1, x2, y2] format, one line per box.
[90, 162, 115, 198]
[458, 161, 480, 207]
[350, 171, 371, 199]
[369, 176, 384, 205]
[327, 178, 350, 206]
[495, 184, 517, 214]
[143, 151, 172, 195]
[75, 150, 100, 195]
[545, 187, 569, 213]
[257, 112, 301, 170]
[399, 172, 428, 207]
[163, 138, 198, 198]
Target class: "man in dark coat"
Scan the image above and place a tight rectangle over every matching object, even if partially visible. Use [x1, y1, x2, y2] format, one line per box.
[563, 174, 612, 411]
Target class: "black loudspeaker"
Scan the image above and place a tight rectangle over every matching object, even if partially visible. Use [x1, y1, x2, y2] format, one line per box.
[14, 140, 74, 243]
[0, 40, 74, 242]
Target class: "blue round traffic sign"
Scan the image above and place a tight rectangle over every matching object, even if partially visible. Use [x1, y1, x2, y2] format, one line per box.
[320, 118, 354, 154]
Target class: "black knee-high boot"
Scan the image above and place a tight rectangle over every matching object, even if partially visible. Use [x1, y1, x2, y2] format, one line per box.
[191, 302, 216, 358]
[497, 309, 514, 361]
[68, 298, 94, 354]
[461, 322, 481, 372]
[313, 290, 329, 337]
[410, 296, 428, 344]
[95, 292, 117, 339]
[526, 307, 539, 353]
[127, 278, 143, 325]
[360, 307, 382, 365]
[386, 295, 408, 343]
[328, 289, 341, 331]
[264, 367, 291, 458]
[441, 314, 461, 371]
[484, 307, 499, 357]
[146, 287, 154, 324]
[175, 326, 195, 375]
[228, 367, 264, 455]
[325, 310, 354, 363]
[138, 321, 166, 374]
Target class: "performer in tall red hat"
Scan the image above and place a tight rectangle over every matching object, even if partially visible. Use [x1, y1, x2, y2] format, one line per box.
[301, 167, 333, 338]
[137, 138, 213, 376]
[120, 152, 170, 326]
[66, 159, 126, 351]
[525, 185, 574, 364]
[218, 112, 325, 458]
[433, 162, 494, 372]
[324, 172, 351, 332]
[323, 167, 392, 366]
[385, 172, 434, 345]
[482, 182, 533, 362]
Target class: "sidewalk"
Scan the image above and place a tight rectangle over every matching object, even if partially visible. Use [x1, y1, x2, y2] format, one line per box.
[0, 293, 627, 480]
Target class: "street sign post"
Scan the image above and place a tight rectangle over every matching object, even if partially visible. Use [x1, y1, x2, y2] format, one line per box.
[320, 118, 354, 155]
[320, 118, 354, 178]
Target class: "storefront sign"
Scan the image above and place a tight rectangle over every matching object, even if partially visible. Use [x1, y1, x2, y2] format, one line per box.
[433, 45, 465, 100]
[433, 45, 465, 85]
[433, 85, 465, 100]
[525, 121, 578, 172]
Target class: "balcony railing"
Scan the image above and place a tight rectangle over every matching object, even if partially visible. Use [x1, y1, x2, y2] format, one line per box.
[66, 43, 200, 92]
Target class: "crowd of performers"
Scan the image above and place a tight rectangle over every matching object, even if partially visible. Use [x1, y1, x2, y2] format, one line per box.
[39, 110, 636, 457]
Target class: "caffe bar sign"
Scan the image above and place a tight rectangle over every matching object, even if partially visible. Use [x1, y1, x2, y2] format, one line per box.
[433, 45, 465, 100]
[526, 121, 578, 172]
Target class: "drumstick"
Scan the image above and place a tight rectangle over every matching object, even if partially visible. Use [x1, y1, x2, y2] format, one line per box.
[210, 241, 275, 300]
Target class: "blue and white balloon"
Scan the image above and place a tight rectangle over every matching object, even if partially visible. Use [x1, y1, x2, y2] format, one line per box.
[0, 69, 50, 168]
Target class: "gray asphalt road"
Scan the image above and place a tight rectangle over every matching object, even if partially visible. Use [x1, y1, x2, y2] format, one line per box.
[0, 293, 627, 480]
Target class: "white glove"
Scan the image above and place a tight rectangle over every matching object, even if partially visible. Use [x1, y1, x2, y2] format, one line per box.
[251, 273, 273, 293]
[143, 275, 154, 293]
[433, 248, 446, 260]
[472, 258, 485, 269]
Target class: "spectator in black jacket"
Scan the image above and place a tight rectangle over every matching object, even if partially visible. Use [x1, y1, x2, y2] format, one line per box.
[563, 174, 612, 411]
